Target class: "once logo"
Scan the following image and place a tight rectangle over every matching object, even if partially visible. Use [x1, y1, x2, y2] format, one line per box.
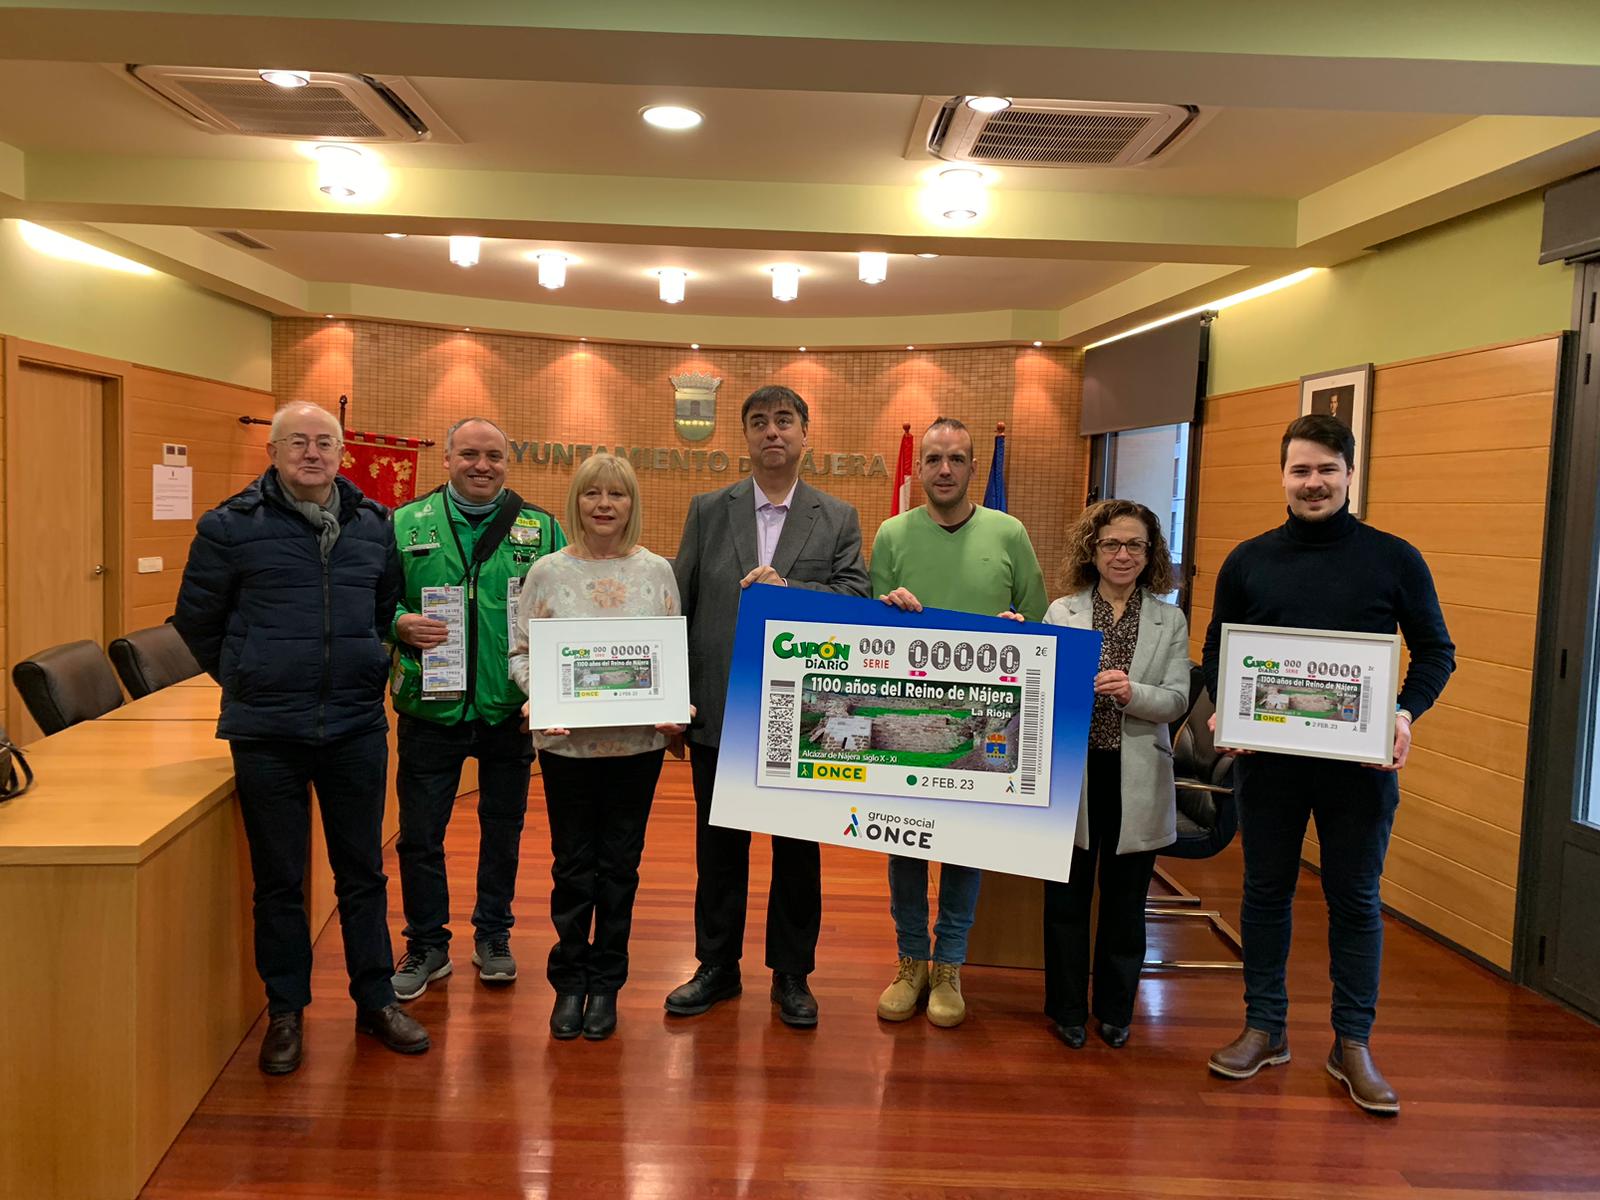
[810, 763, 866, 782]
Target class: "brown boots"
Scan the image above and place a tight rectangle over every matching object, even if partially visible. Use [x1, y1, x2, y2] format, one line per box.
[1326, 1035, 1400, 1115]
[1209, 1026, 1399, 1115]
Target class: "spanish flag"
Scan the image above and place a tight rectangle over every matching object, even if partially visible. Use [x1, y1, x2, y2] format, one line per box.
[891, 423, 914, 515]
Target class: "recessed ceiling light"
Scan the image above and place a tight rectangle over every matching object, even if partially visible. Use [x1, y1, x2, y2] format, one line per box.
[641, 105, 703, 131]
[858, 251, 888, 286]
[323, 313, 335, 319]
[314, 144, 364, 198]
[1032, 340, 1043, 347]
[916, 252, 940, 259]
[965, 95, 1011, 113]
[260, 69, 310, 89]
[767, 263, 805, 302]
[906, 345, 916, 351]
[533, 251, 573, 290]
[580, 336, 587, 341]
[384, 232, 407, 239]
[650, 268, 690, 304]
[464, 327, 472, 332]
[690, 343, 700, 350]
[798, 346, 807, 352]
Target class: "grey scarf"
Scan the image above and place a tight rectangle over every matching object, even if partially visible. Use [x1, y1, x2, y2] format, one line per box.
[290, 484, 342, 561]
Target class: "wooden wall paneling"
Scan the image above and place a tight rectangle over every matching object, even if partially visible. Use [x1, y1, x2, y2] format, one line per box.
[122, 366, 273, 632]
[1403, 744, 1527, 834]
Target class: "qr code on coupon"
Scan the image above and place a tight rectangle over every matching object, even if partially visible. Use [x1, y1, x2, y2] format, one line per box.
[764, 680, 796, 776]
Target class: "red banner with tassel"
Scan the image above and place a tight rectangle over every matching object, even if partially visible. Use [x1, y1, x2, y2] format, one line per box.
[340, 430, 421, 507]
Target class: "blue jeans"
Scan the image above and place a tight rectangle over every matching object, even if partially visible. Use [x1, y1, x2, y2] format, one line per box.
[1236, 756, 1400, 1041]
[396, 712, 533, 950]
[888, 856, 983, 964]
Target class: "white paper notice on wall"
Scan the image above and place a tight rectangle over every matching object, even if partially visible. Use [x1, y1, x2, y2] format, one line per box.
[153, 464, 193, 521]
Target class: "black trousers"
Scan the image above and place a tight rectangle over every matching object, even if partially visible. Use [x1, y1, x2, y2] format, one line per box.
[540, 747, 665, 995]
[395, 712, 533, 950]
[690, 741, 821, 976]
[1043, 749, 1158, 1028]
[230, 729, 395, 1014]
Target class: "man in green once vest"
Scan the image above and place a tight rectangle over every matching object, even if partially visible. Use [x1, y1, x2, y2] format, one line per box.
[389, 417, 565, 1000]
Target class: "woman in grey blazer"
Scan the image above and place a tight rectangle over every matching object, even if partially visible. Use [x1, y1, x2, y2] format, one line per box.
[1041, 499, 1190, 1050]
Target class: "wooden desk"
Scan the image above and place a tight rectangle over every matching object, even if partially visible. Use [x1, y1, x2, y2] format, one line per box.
[172, 673, 219, 688]
[103, 685, 222, 722]
[0, 717, 257, 1200]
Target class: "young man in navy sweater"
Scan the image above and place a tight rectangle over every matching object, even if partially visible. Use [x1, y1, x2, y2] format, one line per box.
[1201, 414, 1455, 1116]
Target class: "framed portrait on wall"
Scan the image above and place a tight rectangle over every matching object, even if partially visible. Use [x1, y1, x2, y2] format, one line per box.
[1298, 362, 1374, 517]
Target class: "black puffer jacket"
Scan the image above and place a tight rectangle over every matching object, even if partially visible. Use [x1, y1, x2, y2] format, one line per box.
[174, 469, 402, 743]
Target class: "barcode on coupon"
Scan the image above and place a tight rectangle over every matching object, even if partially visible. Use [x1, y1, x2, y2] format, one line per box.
[561, 664, 572, 696]
[764, 679, 797, 777]
[1238, 677, 1254, 719]
[1019, 669, 1043, 796]
[1358, 676, 1371, 734]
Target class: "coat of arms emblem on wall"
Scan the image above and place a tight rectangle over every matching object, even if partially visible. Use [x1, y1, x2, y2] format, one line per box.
[671, 372, 721, 442]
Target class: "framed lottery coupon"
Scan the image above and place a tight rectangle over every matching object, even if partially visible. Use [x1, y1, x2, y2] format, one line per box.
[525, 616, 690, 729]
[1214, 624, 1401, 765]
[710, 585, 1103, 883]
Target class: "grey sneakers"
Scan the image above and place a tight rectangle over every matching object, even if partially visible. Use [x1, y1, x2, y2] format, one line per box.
[472, 935, 518, 985]
[392, 945, 452, 1001]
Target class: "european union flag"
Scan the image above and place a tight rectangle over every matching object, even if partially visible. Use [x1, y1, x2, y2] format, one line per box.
[983, 423, 1008, 512]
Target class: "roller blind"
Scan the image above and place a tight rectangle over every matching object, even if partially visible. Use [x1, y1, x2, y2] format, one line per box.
[1079, 317, 1206, 436]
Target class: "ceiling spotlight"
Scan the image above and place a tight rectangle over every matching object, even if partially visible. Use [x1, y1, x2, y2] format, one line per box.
[314, 144, 364, 198]
[449, 235, 481, 268]
[858, 251, 888, 286]
[965, 95, 1012, 113]
[579, 336, 587, 341]
[768, 263, 804, 303]
[798, 346, 807, 352]
[1032, 340, 1043, 347]
[324, 313, 335, 319]
[934, 168, 986, 223]
[260, 69, 310, 89]
[641, 105, 703, 131]
[906, 345, 916, 351]
[691, 342, 700, 350]
[651, 268, 689, 304]
[534, 251, 572, 290]
[384, 232, 407, 239]
[916, 252, 940, 259]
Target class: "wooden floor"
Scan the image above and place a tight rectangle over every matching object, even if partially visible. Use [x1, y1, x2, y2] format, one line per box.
[143, 761, 1600, 1199]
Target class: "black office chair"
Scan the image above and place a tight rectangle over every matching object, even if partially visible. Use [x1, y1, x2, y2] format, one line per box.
[1145, 666, 1244, 971]
[11, 640, 126, 736]
[109, 623, 202, 699]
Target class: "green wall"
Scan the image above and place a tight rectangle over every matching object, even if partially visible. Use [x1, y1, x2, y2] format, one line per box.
[1207, 192, 1574, 396]
[0, 219, 271, 389]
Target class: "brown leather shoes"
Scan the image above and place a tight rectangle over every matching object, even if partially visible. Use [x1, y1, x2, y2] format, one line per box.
[1208, 1025, 1290, 1079]
[1326, 1036, 1400, 1115]
[259, 1011, 303, 1075]
[355, 1002, 431, 1055]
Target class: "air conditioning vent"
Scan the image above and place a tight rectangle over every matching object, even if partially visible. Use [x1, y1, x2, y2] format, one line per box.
[213, 229, 273, 251]
[928, 98, 1198, 168]
[124, 66, 460, 144]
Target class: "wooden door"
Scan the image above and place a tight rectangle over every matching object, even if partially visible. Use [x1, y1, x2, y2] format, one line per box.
[6, 362, 109, 743]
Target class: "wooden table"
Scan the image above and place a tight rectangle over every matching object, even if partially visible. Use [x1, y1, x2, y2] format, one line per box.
[103, 685, 223, 721]
[0, 713, 257, 1200]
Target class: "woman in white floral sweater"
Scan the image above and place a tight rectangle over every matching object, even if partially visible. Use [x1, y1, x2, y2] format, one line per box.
[510, 453, 685, 1042]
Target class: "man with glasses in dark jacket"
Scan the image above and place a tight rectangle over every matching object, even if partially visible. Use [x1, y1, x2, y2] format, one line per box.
[175, 401, 429, 1076]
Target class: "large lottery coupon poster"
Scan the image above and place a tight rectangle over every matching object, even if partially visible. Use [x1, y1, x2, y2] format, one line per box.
[710, 586, 1102, 882]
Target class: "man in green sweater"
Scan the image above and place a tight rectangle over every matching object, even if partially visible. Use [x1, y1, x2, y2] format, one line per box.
[388, 417, 565, 1001]
[870, 416, 1048, 1028]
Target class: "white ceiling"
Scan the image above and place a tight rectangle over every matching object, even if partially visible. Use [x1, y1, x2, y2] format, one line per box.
[0, 60, 1466, 197]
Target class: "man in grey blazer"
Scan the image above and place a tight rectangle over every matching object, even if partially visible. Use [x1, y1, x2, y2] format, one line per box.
[666, 384, 870, 1027]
